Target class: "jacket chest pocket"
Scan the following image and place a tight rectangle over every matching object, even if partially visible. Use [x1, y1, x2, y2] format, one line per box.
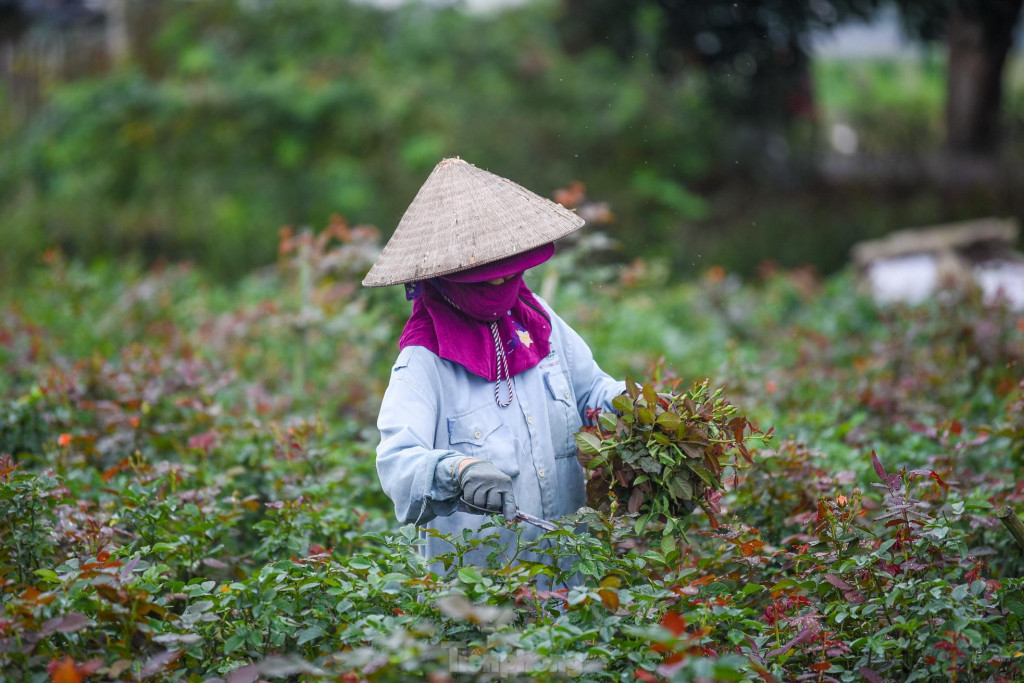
[542, 361, 580, 459]
[447, 404, 520, 478]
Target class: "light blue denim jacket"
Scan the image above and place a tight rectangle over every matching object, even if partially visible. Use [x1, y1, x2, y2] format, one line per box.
[375, 298, 623, 569]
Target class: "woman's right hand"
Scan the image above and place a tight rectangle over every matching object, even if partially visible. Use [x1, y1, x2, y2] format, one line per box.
[458, 460, 517, 520]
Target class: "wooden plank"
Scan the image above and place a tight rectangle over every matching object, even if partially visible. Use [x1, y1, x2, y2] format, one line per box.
[851, 217, 1019, 267]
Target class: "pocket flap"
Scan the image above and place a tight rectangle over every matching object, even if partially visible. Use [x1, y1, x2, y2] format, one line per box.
[448, 407, 502, 446]
[543, 369, 574, 406]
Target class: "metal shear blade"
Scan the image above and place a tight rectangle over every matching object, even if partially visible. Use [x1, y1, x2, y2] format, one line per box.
[515, 509, 559, 532]
[457, 498, 558, 532]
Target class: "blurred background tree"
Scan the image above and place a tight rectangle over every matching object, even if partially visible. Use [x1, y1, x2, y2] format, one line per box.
[560, 0, 1024, 154]
[0, 0, 1021, 283]
[890, 0, 1024, 154]
[560, 0, 876, 128]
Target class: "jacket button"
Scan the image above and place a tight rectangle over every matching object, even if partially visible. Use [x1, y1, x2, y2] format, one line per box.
[474, 430, 482, 439]
[564, 390, 570, 399]
[538, 469, 545, 478]
[527, 416, 534, 425]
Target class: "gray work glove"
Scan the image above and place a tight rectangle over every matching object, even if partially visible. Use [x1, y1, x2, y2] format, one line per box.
[459, 460, 517, 521]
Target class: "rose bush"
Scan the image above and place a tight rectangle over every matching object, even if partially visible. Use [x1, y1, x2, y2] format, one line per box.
[1, 223, 1022, 681]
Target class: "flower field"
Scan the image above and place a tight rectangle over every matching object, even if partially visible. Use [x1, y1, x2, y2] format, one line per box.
[1, 224, 1023, 682]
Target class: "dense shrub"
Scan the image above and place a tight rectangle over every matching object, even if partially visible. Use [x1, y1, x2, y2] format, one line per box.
[0, 0, 720, 282]
[1, 227, 1021, 680]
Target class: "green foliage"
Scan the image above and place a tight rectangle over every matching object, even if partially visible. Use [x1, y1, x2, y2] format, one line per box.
[576, 377, 771, 528]
[0, 233, 1022, 679]
[4, 2, 1024, 286]
[0, 0, 722, 283]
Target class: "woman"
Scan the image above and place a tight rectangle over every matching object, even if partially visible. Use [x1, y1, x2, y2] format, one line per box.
[363, 158, 622, 569]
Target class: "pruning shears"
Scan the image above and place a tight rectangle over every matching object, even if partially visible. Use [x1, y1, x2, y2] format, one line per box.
[457, 497, 559, 532]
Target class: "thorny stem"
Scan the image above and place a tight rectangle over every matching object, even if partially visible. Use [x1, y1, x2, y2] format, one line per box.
[949, 633, 959, 683]
[868, 571, 895, 628]
[772, 602, 782, 649]
[818, 632, 827, 683]
[900, 473, 912, 566]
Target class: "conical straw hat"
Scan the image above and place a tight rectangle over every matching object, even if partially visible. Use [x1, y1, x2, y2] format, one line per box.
[362, 157, 584, 287]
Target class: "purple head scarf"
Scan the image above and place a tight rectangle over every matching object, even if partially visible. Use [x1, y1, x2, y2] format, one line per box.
[398, 244, 554, 383]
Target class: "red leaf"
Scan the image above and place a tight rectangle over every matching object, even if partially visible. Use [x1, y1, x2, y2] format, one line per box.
[77, 660, 103, 675]
[227, 664, 259, 683]
[187, 431, 218, 453]
[823, 574, 854, 591]
[627, 487, 645, 514]
[54, 613, 92, 634]
[140, 650, 183, 677]
[661, 611, 686, 637]
[859, 666, 884, 683]
[870, 450, 887, 481]
[49, 658, 81, 683]
[929, 470, 949, 493]
[766, 628, 816, 658]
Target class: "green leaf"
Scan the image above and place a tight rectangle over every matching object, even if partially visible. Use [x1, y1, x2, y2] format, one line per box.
[687, 463, 717, 489]
[642, 384, 659, 406]
[639, 457, 662, 475]
[634, 514, 650, 535]
[660, 534, 676, 555]
[599, 413, 619, 432]
[986, 621, 1007, 644]
[612, 394, 635, 413]
[667, 476, 693, 501]
[458, 567, 483, 584]
[224, 634, 246, 655]
[1005, 600, 1024, 617]
[625, 378, 640, 400]
[296, 625, 324, 645]
[770, 579, 798, 593]
[874, 539, 898, 557]
[656, 411, 682, 431]
[575, 431, 603, 456]
[33, 569, 59, 583]
[637, 408, 656, 424]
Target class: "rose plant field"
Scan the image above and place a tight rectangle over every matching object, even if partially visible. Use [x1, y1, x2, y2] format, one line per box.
[1, 223, 1023, 682]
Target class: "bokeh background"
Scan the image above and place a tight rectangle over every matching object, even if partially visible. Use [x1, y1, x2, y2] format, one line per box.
[1, 0, 1023, 283]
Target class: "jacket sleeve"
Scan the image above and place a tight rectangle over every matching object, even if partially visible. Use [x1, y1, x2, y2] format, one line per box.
[375, 349, 466, 525]
[546, 304, 625, 419]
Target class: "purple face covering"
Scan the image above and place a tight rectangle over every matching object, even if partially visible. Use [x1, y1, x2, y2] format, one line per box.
[435, 274, 524, 322]
[398, 246, 554, 383]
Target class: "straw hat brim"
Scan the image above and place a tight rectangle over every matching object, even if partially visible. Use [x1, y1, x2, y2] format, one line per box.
[362, 158, 584, 287]
[443, 243, 555, 283]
